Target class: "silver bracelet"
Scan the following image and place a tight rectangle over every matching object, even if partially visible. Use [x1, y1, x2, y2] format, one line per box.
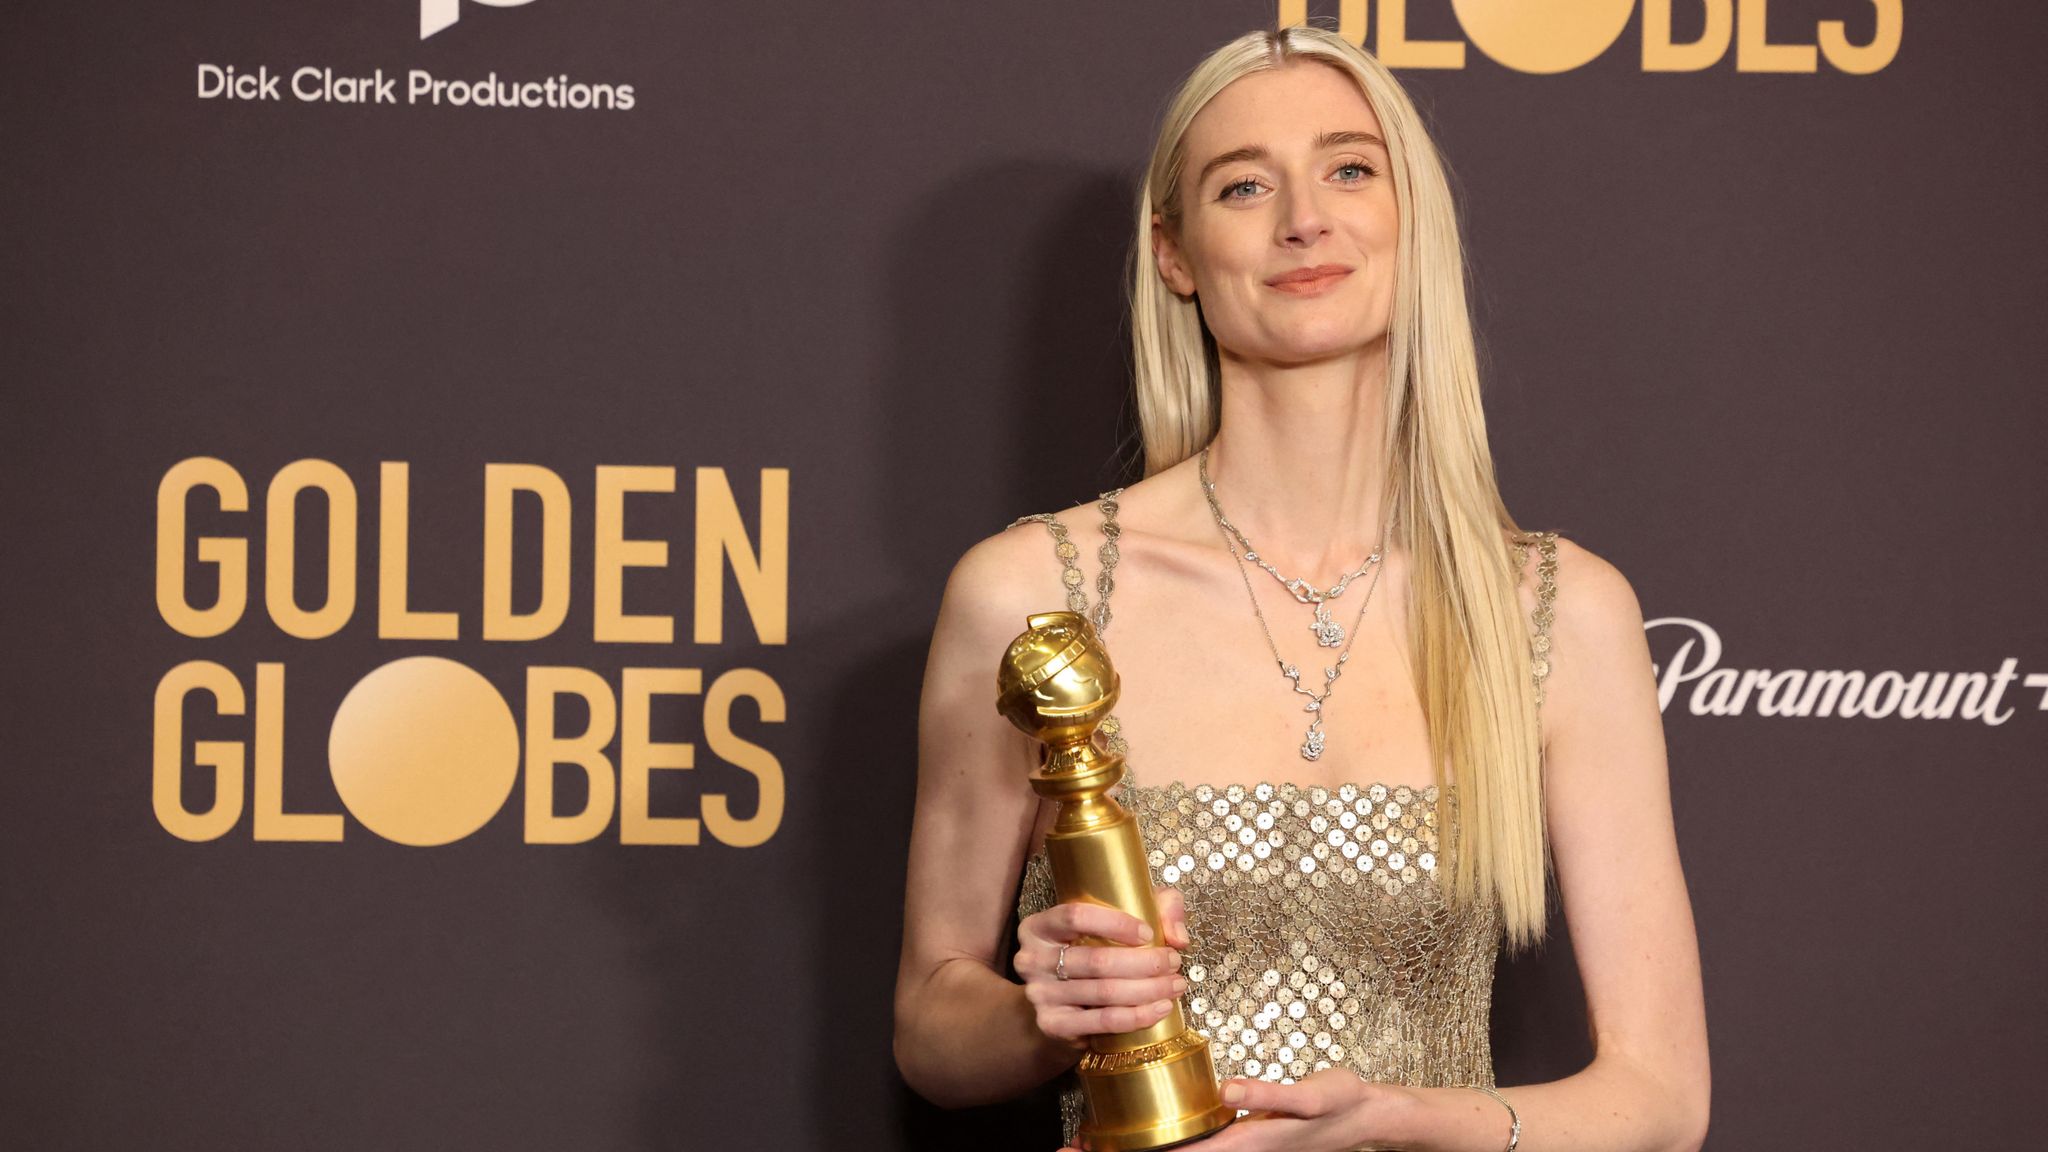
[1467, 1084, 1520, 1152]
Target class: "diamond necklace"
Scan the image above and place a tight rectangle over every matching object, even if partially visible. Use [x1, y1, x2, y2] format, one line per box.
[1198, 447, 1380, 649]
[1198, 449, 1388, 762]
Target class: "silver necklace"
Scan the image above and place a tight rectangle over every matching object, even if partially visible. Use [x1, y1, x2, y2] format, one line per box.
[1197, 447, 1380, 647]
[1198, 449, 1388, 762]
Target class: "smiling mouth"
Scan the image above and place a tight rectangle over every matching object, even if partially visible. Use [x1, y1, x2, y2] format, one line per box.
[1266, 266, 1352, 295]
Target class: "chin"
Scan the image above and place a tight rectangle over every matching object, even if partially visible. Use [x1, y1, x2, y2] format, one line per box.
[1260, 325, 1384, 366]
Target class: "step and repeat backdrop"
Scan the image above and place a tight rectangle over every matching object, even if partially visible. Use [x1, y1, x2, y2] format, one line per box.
[4, 1, 2041, 1148]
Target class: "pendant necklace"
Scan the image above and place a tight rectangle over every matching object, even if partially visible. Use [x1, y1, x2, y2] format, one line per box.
[1201, 454, 1381, 649]
[1199, 446, 1387, 762]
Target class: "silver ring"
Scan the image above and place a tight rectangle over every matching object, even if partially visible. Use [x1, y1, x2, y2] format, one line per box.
[1055, 943, 1071, 981]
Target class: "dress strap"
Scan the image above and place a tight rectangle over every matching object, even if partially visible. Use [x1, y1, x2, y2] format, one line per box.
[1008, 489, 1130, 756]
[1006, 489, 1126, 635]
[1511, 531, 1560, 708]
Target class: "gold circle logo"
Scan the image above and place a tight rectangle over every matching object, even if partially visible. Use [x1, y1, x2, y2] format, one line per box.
[328, 656, 520, 846]
[1450, 0, 1636, 74]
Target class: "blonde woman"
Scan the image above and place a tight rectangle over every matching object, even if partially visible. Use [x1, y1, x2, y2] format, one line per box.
[894, 25, 1708, 1152]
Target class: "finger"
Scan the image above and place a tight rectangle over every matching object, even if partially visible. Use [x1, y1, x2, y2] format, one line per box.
[1153, 884, 1189, 949]
[1039, 997, 1177, 1037]
[1185, 1111, 1303, 1152]
[1040, 901, 1155, 946]
[1049, 943, 1182, 982]
[1218, 1077, 1332, 1118]
[1028, 972, 1189, 1010]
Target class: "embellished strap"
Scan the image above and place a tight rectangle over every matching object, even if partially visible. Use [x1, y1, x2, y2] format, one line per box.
[1006, 489, 1126, 635]
[1008, 490, 1129, 755]
[1511, 532, 1560, 708]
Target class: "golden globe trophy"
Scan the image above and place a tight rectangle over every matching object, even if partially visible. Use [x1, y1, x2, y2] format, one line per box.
[997, 611, 1235, 1152]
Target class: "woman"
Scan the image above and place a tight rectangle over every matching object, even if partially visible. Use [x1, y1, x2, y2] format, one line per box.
[894, 25, 1708, 1152]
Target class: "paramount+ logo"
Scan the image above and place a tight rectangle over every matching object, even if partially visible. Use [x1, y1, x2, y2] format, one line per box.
[421, 0, 536, 40]
[152, 458, 789, 849]
[1281, 0, 1903, 73]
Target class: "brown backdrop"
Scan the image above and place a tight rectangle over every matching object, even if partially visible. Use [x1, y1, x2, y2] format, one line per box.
[4, 1, 2043, 1148]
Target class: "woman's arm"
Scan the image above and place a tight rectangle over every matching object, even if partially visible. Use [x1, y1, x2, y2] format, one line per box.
[1399, 537, 1711, 1152]
[897, 525, 1198, 1108]
[893, 528, 1082, 1106]
[1201, 539, 1711, 1152]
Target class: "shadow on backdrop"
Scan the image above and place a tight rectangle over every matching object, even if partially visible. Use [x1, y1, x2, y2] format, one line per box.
[813, 161, 1137, 1150]
[1491, 901, 1595, 1089]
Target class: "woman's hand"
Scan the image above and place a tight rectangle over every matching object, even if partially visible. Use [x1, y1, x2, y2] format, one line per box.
[1055, 1069, 1423, 1152]
[1016, 885, 1190, 1047]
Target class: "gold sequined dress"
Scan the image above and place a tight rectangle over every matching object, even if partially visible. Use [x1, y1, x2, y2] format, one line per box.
[1009, 492, 1559, 1146]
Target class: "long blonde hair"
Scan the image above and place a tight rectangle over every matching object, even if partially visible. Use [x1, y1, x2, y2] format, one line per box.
[1132, 26, 1548, 948]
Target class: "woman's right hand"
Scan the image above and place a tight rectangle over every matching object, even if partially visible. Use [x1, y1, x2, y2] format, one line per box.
[1015, 885, 1191, 1047]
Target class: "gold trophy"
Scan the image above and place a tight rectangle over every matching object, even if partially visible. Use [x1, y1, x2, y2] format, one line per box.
[997, 611, 1235, 1151]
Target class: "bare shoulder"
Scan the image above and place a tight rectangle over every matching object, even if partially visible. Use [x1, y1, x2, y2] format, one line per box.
[1511, 531, 1645, 643]
[1511, 533, 1660, 752]
[932, 517, 1074, 660]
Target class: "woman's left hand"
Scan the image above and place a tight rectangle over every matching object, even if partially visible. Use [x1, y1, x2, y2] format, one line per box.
[1055, 1068, 1420, 1152]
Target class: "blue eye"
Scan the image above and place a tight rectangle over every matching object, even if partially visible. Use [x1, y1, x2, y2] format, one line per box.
[1219, 179, 1261, 201]
[1334, 161, 1377, 182]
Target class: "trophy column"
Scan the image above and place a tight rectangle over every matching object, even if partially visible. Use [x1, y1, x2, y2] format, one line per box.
[998, 612, 1234, 1152]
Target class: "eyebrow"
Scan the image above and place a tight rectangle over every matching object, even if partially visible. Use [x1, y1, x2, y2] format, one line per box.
[1195, 130, 1388, 185]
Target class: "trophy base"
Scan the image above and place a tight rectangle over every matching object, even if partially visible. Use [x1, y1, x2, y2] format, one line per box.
[1075, 1030, 1237, 1152]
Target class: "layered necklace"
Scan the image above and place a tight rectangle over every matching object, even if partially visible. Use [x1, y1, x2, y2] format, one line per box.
[1198, 446, 1387, 762]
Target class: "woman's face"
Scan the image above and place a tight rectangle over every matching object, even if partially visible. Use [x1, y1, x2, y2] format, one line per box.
[1154, 61, 1399, 368]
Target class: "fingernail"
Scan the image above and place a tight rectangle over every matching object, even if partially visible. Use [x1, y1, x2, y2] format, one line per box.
[1222, 1085, 1243, 1105]
[1173, 976, 1189, 994]
[1138, 924, 1154, 942]
[1152, 999, 1172, 1014]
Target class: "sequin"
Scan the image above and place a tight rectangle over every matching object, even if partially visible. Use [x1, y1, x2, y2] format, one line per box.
[1018, 776, 1502, 1144]
[1006, 511, 1554, 1148]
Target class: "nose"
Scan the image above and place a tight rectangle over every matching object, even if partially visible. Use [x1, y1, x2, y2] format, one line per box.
[1275, 180, 1330, 248]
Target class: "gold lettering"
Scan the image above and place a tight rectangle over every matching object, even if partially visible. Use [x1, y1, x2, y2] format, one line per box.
[156, 458, 248, 638]
[251, 662, 344, 841]
[1380, 0, 1465, 69]
[702, 669, 785, 848]
[1644, 0, 1733, 71]
[619, 667, 702, 844]
[524, 666, 619, 844]
[594, 466, 676, 644]
[377, 462, 460, 640]
[265, 459, 358, 639]
[1736, 0, 1817, 72]
[1818, 0, 1901, 74]
[152, 661, 246, 842]
[483, 463, 572, 642]
[693, 467, 789, 645]
[1455, 0, 1631, 74]
[1278, 0, 1367, 46]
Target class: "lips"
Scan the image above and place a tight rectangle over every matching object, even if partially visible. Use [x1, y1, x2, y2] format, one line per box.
[1266, 264, 1352, 294]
